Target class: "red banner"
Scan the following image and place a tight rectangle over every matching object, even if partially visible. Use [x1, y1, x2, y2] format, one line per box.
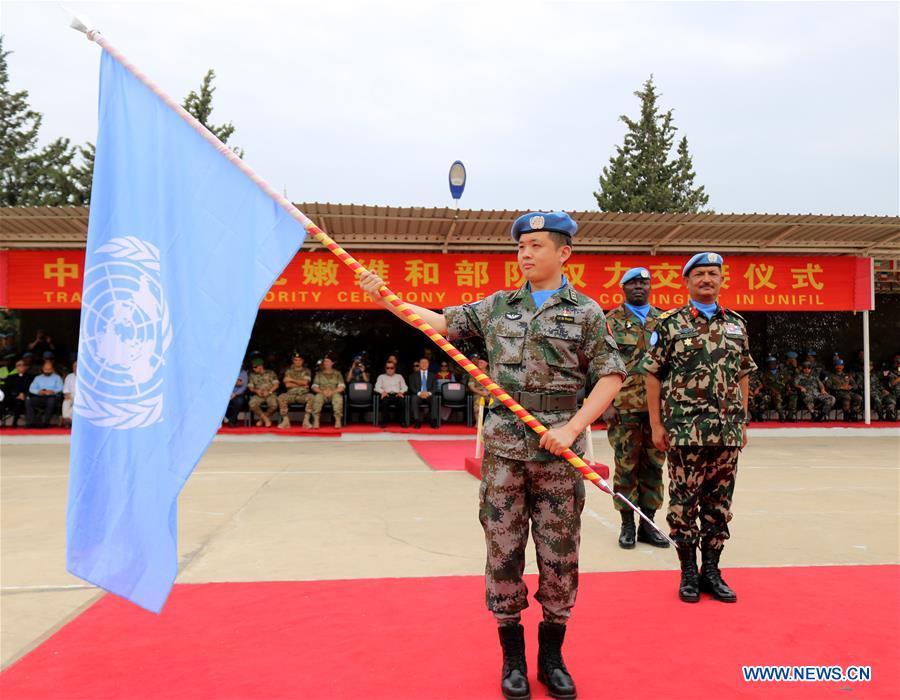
[0, 250, 874, 311]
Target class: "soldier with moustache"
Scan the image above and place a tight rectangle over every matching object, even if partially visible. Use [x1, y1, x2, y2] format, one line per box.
[641, 252, 756, 604]
[601, 267, 669, 549]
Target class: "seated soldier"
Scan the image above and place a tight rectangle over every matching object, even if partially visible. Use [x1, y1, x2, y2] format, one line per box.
[247, 358, 279, 427]
[794, 362, 836, 421]
[824, 359, 862, 421]
[26, 359, 63, 428]
[278, 352, 313, 429]
[310, 355, 345, 429]
[374, 361, 408, 427]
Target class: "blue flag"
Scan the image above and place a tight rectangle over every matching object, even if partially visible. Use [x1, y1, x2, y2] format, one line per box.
[67, 50, 306, 612]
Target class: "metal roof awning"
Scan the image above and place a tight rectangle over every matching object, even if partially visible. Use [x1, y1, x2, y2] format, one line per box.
[1, 204, 898, 258]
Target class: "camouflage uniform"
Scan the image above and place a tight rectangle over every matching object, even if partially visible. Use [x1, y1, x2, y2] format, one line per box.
[278, 367, 313, 416]
[824, 370, 861, 419]
[747, 371, 770, 420]
[793, 371, 835, 418]
[761, 367, 787, 419]
[640, 304, 756, 549]
[605, 304, 665, 512]
[310, 369, 345, 421]
[247, 369, 279, 417]
[778, 363, 800, 420]
[444, 282, 625, 624]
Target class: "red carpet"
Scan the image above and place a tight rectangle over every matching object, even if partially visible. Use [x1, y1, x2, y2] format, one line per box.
[3, 566, 896, 699]
[410, 439, 477, 470]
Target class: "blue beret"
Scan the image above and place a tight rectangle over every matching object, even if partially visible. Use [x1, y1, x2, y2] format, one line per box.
[620, 267, 651, 286]
[682, 251, 723, 276]
[766, 355, 777, 362]
[834, 359, 844, 366]
[808, 350, 817, 356]
[786, 351, 798, 359]
[511, 211, 577, 241]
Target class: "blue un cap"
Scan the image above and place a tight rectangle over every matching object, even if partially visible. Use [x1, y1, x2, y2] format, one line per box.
[682, 252, 723, 277]
[620, 267, 651, 286]
[786, 351, 798, 359]
[511, 211, 577, 242]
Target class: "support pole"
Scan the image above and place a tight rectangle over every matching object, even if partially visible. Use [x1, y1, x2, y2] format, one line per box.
[863, 310, 871, 425]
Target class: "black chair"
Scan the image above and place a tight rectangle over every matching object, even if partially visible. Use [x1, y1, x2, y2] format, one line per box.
[438, 382, 472, 427]
[344, 382, 378, 426]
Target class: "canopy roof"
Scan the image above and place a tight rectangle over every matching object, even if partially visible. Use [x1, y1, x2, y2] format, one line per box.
[2, 204, 898, 259]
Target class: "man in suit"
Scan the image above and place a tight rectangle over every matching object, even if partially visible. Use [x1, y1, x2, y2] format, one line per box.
[409, 356, 438, 428]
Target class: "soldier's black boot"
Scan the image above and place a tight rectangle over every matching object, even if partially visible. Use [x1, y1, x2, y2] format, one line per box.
[537, 622, 576, 699]
[618, 510, 636, 549]
[676, 544, 700, 603]
[699, 547, 737, 602]
[498, 624, 530, 700]
[636, 508, 670, 548]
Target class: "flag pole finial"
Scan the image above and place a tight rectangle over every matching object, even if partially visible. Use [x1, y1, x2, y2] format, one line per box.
[62, 6, 97, 39]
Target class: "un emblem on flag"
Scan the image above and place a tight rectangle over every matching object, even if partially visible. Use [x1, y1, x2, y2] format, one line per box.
[75, 237, 172, 429]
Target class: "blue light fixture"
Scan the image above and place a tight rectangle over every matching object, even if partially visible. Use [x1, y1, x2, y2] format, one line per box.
[449, 161, 466, 201]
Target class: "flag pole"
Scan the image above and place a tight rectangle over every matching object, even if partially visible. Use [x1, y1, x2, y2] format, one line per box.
[70, 21, 672, 545]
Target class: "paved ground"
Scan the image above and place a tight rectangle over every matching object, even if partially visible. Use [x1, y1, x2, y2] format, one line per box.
[2, 430, 898, 668]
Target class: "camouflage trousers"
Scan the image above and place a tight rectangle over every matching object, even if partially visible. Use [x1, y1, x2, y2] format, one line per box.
[607, 413, 665, 511]
[667, 446, 740, 550]
[248, 394, 277, 416]
[751, 391, 782, 417]
[278, 388, 311, 416]
[479, 452, 585, 626]
[832, 390, 862, 415]
[311, 392, 344, 416]
[800, 392, 836, 415]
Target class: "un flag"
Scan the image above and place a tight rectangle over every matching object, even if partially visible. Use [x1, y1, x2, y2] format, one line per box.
[67, 49, 306, 612]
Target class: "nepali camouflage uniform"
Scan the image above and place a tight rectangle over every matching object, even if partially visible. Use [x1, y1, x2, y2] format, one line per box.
[444, 282, 626, 625]
[748, 371, 770, 419]
[605, 304, 665, 512]
[310, 368, 345, 417]
[639, 304, 756, 550]
[278, 367, 313, 416]
[793, 372, 836, 416]
[247, 369, 279, 416]
[824, 371, 862, 418]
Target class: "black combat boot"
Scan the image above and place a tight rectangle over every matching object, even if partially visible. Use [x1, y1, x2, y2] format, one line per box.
[618, 510, 636, 549]
[537, 622, 576, 699]
[498, 624, 530, 700]
[676, 544, 700, 603]
[636, 508, 670, 548]
[699, 547, 737, 602]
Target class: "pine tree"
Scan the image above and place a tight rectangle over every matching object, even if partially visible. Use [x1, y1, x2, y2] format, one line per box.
[595, 76, 709, 213]
[0, 36, 87, 206]
[183, 69, 244, 158]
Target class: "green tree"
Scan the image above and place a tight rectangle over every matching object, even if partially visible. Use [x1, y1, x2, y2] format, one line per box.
[595, 76, 709, 213]
[1, 37, 73, 205]
[183, 69, 244, 158]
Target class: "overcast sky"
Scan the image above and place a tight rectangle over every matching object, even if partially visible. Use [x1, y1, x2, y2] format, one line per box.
[4, 1, 898, 215]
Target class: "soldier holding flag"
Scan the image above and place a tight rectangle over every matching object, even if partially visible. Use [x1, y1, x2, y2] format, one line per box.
[361, 211, 625, 700]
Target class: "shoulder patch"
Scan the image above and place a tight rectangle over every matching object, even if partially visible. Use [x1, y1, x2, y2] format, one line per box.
[725, 309, 747, 323]
[649, 330, 659, 346]
[657, 308, 680, 321]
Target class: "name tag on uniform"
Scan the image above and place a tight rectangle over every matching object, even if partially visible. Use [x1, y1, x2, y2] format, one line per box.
[556, 313, 577, 324]
[724, 323, 744, 338]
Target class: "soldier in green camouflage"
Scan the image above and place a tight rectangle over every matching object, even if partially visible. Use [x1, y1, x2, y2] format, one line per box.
[278, 352, 313, 429]
[747, 370, 769, 421]
[854, 361, 895, 421]
[779, 352, 801, 421]
[641, 252, 755, 605]
[309, 355, 345, 429]
[247, 358, 279, 427]
[794, 362, 835, 421]
[360, 211, 625, 700]
[824, 359, 861, 421]
[759, 355, 787, 421]
[601, 267, 668, 550]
